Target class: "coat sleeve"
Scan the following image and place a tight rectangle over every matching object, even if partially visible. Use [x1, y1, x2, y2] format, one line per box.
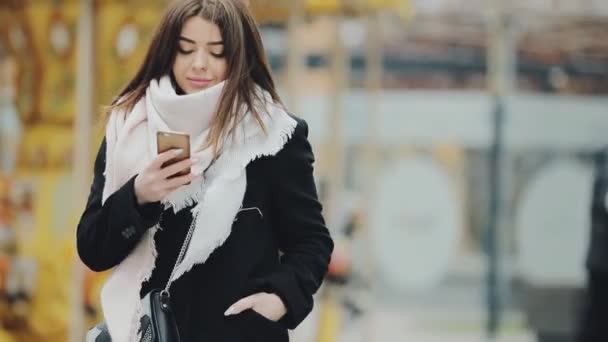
[76, 138, 162, 272]
[258, 119, 334, 329]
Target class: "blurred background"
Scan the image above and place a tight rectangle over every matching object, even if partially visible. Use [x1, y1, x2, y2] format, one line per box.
[1, 0, 608, 341]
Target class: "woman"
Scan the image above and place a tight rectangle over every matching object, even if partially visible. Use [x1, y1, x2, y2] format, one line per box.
[77, 1, 333, 341]
[576, 146, 608, 342]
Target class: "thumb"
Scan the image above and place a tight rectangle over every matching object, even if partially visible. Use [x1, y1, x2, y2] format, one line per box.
[225, 294, 257, 316]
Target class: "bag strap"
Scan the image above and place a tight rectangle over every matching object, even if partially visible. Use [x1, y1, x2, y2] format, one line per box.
[158, 166, 216, 299]
[161, 214, 196, 297]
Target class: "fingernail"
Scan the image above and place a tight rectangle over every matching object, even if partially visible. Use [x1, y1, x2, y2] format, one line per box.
[224, 307, 234, 316]
[173, 149, 183, 156]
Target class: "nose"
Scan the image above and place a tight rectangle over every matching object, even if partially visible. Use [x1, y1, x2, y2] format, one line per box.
[192, 50, 208, 71]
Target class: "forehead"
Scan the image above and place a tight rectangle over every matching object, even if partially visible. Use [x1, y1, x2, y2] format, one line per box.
[180, 16, 222, 43]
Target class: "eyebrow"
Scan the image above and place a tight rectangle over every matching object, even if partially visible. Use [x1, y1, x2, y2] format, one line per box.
[179, 36, 196, 44]
[179, 36, 224, 46]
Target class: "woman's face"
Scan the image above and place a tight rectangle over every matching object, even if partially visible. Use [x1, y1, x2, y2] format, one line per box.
[172, 17, 228, 94]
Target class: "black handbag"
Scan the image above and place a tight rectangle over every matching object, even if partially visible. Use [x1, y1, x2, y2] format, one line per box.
[87, 217, 194, 342]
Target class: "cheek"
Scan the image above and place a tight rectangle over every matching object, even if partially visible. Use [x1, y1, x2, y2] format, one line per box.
[214, 60, 228, 80]
[172, 56, 187, 75]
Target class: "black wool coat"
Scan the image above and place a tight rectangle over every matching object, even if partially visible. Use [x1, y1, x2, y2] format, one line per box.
[77, 117, 334, 342]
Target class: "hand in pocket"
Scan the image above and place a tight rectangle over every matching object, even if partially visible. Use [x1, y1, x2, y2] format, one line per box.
[224, 292, 286, 322]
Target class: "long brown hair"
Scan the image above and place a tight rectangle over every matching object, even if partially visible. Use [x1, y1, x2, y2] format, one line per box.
[107, 0, 281, 153]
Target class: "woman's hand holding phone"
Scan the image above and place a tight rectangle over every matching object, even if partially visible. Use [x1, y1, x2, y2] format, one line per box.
[134, 149, 198, 205]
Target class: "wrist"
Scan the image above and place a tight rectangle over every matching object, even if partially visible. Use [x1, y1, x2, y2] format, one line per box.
[133, 175, 148, 205]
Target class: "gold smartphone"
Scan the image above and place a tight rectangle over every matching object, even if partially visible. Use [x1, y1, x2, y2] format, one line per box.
[156, 131, 191, 178]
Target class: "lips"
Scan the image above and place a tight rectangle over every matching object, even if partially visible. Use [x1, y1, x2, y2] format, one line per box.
[187, 77, 213, 88]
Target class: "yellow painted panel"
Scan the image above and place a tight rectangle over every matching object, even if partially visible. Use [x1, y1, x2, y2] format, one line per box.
[306, 0, 341, 13]
[9, 169, 91, 340]
[17, 125, 73, 170]
[0, 6, 41, 124]
[95, 2, 165, 110]
[25, 1, 79, 124]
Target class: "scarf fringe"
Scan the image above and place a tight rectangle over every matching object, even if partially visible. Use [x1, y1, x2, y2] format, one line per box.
[102, 227, 159, 342]
[130, 226, 158, 342]
[163, 177, 207, 213]
[169, 105, 297, 282]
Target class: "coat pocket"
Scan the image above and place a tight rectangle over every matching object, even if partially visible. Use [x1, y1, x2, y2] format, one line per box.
[232, 309, 288, 342]
[233, 206, 264, 223]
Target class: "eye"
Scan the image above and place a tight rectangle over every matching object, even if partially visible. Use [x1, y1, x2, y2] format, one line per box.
[210, 51, 225, 58]
[177, 47, 193, 55]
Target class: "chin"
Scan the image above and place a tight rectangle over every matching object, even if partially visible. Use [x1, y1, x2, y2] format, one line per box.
[190, 87, 209, 93]
[184, 84, 216, 94]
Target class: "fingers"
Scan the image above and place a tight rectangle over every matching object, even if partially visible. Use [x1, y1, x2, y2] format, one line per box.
[165, 172, 198, 190]
[160, 157, 195, 179]
[151, 149, 184, 170]
[225, 294, 258, 316]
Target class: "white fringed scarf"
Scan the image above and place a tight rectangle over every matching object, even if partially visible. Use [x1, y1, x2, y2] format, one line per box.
[99, 76, 297, 342]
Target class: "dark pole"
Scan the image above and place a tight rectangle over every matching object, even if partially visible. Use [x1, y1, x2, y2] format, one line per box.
[486, 95, 504, 338]
[486, 1, 513, 338]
